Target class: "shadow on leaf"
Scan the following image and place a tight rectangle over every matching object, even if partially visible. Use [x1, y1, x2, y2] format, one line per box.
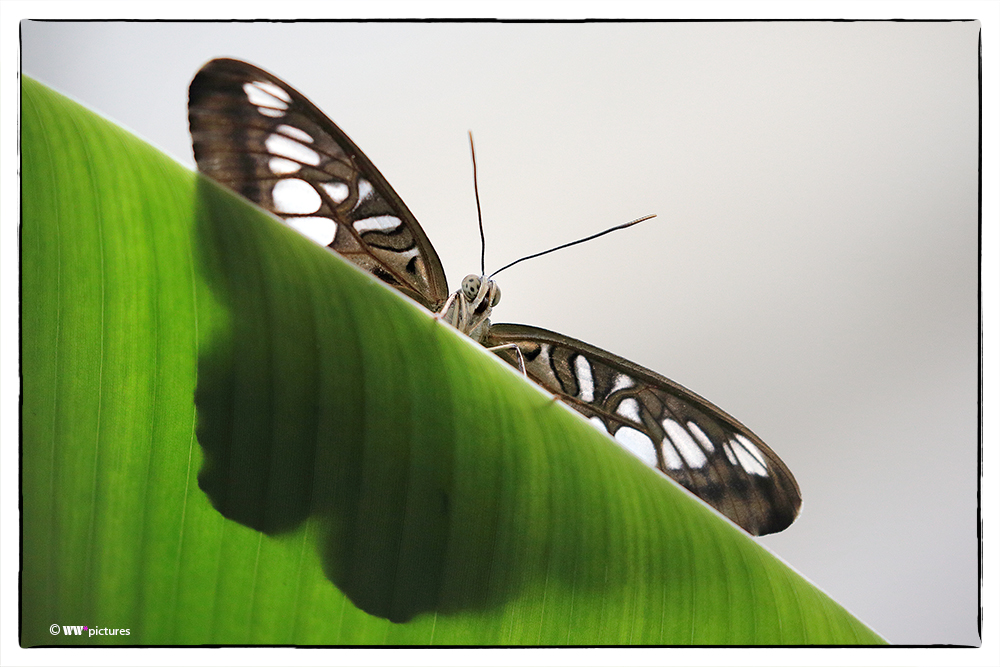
[191, 178, 505, 623]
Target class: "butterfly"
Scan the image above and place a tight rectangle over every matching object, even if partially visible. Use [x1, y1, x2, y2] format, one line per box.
[188, 58, 801, 535]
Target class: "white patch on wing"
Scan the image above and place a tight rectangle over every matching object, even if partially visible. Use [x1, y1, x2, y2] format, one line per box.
[245, 81, 290, 117]
[687, 421, 715, 453]
[611, 374, 635, 393]
[353, 216, 401, 234]
[663, 419, 707, 468]
[272, 178, 321, 214]
[722, 441, 738, 466]
[661, 442, 684, 470]
[265, 133, 320, 166]
[614, 427, 658, 469]
[287, 216, 337, 246]
[732, 435, 769, 476]
[574, 355, 594, 402]
[276, 123, 313, 143]
[245, 80, 290, 105]
[616, 397, 641, 422]
[534, 344, 552, 369]
[589, 416, 608, 433]
[357, 178, 374, 202]
[320, 182, 350, 204]
[268, 157, 300, 175]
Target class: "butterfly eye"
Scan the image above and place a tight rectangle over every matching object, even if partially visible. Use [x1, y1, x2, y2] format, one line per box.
[462, 275, 482, 301]
[489, 282, 501, 307]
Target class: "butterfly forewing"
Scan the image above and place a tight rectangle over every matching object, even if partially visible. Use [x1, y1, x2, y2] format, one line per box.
[485, 324, 801, 535]
[188, 58, 449, 310]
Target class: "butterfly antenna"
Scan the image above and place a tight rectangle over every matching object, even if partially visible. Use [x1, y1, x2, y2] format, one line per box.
[490, 214, 656, 279]
[469, 132, 487, 276]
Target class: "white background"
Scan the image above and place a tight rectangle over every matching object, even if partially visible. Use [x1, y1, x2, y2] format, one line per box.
[5, 2, 997, 661]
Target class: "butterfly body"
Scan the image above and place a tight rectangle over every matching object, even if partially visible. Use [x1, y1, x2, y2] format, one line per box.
[436, 273, 501, 342]
[189, 58, 801, 535]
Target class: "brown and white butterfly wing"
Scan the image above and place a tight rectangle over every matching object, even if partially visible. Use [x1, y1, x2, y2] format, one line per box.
[485, 323, 801, 535]
[189, 58, 449, 311]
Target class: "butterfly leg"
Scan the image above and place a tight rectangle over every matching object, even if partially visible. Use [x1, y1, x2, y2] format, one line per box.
[434, 292, 461, 327]
[486, 343, 527, 375]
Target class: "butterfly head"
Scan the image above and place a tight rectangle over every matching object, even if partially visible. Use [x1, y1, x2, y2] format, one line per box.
[461, 274, 501, 310]
[441, 274, 501, 342]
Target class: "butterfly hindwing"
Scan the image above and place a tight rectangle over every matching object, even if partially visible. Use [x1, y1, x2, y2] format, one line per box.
[485, 323, 801, 535]
[188, 58, 449, 310]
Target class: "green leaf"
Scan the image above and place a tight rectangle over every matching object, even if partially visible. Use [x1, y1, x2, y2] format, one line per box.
[20, 75, 884, 646]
